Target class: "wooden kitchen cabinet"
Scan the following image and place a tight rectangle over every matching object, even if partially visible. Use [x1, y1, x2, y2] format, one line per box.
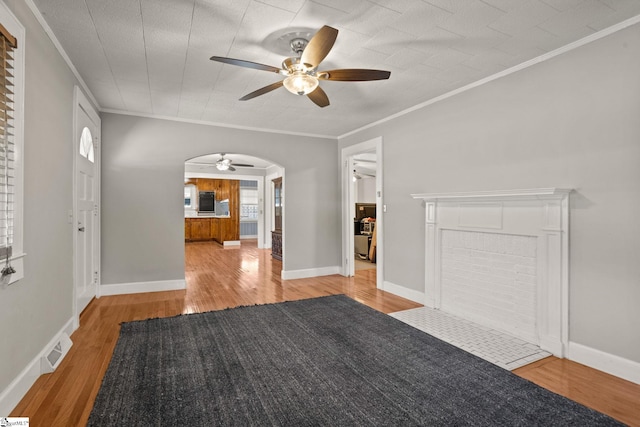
[188, 218, 211, 241]
[210, 217, 220, 242]
[185, 219, 191, 241]
[185, 178, 241, 243]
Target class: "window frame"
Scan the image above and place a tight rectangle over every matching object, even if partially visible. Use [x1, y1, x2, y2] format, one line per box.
[240, 187, 259, 221]
[79, 126, 95, 163]
[0, 4, 25, 287]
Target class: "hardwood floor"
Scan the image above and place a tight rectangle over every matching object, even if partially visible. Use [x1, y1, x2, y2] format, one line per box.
[11, 240, 640, 426]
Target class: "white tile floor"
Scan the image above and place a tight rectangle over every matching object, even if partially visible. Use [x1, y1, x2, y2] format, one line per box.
[390, 307, 551, 370]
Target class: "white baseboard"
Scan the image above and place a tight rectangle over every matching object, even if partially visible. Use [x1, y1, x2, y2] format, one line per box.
[568, 341, 640, 385]
[0, 317, 75, 416]
[100, 279, 186, 296]
[223, 240, 241, 247]
[281, 266, 341, 280]
[382, 281, 425, 305]
[538, 336, 565, 359]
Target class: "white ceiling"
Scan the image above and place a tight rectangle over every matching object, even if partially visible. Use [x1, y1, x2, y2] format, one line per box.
[32, 0, 640, 137]
[353, 152, 377, 176]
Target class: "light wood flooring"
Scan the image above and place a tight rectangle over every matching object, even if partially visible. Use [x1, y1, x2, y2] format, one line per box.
[11, 240, 640, 426]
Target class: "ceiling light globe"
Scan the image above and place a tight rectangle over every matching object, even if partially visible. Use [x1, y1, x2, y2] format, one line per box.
[283, 74, 319, 96]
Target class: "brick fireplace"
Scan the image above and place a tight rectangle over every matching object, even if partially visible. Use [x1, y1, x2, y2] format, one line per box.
[411, 189, 571, 356]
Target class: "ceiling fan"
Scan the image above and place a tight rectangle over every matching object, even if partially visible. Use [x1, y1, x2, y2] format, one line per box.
[210, 25, 391, 107]
[215, 154, 254, 172]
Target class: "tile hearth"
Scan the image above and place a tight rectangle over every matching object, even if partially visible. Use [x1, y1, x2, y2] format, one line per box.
[390, 307, 551, 371]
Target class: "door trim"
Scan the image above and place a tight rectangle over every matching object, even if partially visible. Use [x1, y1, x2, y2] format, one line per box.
[72, 86, 101, 328]
[341, 137, 383, 289]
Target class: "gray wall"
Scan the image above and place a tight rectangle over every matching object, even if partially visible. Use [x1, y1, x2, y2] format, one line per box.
[0, 1, 89, 392]
[340, 24, 640, 363]
[100, 113, 340, 285]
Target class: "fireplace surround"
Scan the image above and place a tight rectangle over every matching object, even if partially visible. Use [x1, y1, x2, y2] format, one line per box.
[411, 188, 572, 357]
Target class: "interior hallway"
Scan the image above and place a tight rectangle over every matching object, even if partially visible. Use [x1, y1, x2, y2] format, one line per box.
[11, 240, 639, 426]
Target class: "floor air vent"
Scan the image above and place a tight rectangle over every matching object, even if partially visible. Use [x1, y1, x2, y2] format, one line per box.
[41, 333, 72, 374]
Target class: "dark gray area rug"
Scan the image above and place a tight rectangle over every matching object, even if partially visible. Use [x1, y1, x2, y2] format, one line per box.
[88, 295, 623, 426]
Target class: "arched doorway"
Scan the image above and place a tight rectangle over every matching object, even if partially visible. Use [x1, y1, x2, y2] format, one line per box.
[183, 152, 284, 256]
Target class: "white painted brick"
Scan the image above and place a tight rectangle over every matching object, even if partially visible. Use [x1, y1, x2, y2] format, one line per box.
[491, 259, 515, 270]
[515, 273, 536, 285]
[519, 256, 536, 266]
[469, 249, 492, 260]
[441, 230, 538, 343]
[514, 264, 536, 275]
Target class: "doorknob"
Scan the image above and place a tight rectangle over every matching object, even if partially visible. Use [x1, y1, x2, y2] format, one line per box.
[78, 226, 85, 232]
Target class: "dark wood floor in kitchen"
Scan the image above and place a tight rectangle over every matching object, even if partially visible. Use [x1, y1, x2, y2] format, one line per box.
[11, 240, 640, 426]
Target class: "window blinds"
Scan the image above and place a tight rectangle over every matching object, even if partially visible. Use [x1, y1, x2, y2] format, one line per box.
[0, 23, 16, 275]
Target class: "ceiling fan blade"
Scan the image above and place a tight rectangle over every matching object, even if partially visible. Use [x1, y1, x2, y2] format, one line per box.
[210, 56, 282, 74]
[239, 81, 284, 101]
[232, 163, 254, 167]
[307, 86, 330, 108]
[318, 69, 391, 81]
[300, 25, 338, 68]
[228, 166, 236, 172]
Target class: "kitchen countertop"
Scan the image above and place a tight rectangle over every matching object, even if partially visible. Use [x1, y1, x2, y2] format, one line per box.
[185, 212, 230, 219]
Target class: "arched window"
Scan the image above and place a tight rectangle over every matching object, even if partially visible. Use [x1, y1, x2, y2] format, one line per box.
[79, 127, 94, 163]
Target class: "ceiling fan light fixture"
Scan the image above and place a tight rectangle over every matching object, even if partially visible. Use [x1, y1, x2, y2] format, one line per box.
[283, 73, 318, 96]
[216, 162, 230, 171]
[211, 25, 390, 106]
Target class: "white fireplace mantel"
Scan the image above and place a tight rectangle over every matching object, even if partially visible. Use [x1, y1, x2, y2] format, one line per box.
[411, 188, 572, 357]
[411, 188, 572, 202]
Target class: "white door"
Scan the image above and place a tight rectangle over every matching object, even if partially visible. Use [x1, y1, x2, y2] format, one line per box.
[74, 87, 100, 322]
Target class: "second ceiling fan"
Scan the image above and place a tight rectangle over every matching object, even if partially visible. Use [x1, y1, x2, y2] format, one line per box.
[215, 154, 253, 172]
[210, 25, 391, 108]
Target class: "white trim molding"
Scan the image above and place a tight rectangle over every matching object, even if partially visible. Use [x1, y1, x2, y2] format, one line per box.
[410, 188, 573, 202]
[412, 188, 572, 357]
[25, 0, 100, 110]
[339, 15, 640, 140]
[568, 342, 640, 385]
[100, 279, 186, 296]
[382, 281, 425, 305]
[103, 109, 334, 140]
[340, 136, 384, 290]
[0, 317, 74, 416]
[281, 266, 341, 281]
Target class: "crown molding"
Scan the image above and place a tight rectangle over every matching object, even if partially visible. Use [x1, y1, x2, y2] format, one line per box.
[24, 0, 100, 110]
[100, 108, 335, 140]
[339, 14, 640, 140]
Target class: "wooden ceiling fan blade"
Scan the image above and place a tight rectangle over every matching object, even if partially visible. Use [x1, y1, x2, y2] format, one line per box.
[239, 81, 284, 101]
[300, 26, 338, 68]
[210, 56, 282, 74]
[318, 69, 391, 81]
[307, 86, 330, 108]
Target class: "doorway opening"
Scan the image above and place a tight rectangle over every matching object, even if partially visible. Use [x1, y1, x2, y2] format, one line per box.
[183, 153, 284, 271]
[353, 160, 377, 272]
[341, 137, 383, 288]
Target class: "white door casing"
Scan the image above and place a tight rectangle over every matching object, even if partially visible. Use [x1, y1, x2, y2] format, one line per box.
[341, 137, 383, 289]
[73, 87, 100, 327]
